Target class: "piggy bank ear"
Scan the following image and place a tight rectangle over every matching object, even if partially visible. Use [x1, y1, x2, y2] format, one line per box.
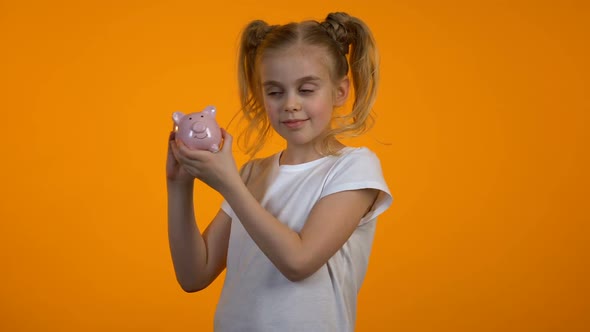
[203, 106, 216, 117]
[172, 111, 184, 125]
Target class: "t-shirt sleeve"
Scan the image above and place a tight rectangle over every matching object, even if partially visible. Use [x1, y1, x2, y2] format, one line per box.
[320, 148, 393, 225]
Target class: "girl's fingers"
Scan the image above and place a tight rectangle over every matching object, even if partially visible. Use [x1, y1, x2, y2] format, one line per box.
[176, 139, 194, 156]
[176, 140, 197, 160]
[220, 128, 231, 140]
[220, 128, 233, 152]
[174, 141, 207, 167]
[177, 140, 213, 161]
[170, 141, 182, 162]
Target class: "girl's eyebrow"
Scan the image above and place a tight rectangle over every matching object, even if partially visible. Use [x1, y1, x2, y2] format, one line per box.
[296, 75, 321, 84]
[262, 76, 322, 87]
[262, 80, 281, 88]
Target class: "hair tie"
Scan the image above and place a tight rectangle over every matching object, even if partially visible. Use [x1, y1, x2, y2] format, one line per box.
[246, 21, 277, 51]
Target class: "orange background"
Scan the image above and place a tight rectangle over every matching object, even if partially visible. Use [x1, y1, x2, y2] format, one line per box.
[1, 0, 588, 331]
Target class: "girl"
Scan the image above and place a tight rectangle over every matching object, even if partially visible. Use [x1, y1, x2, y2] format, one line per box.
[167, 12, 393, 332]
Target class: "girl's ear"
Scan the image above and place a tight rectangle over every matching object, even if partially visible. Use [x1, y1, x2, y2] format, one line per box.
[334, 76, 350, 107]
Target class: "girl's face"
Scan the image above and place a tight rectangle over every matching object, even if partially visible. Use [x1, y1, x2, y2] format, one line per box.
[259, 45, 349, 151]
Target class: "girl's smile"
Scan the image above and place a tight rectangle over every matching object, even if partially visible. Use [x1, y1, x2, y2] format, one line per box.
[282, 118, 309, 129]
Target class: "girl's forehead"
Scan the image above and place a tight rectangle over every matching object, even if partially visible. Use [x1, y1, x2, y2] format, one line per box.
[260, 45, 332, 80]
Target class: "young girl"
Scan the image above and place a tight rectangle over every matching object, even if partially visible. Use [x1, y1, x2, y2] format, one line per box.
[167, 12, 393, 331]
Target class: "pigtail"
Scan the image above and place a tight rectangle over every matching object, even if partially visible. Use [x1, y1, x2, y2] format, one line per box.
[322, 12, 380, 142]
[237, 20, 276, 158]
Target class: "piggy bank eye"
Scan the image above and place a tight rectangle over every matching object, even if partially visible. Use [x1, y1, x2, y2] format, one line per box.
[188, 117, 192, 120]
[201, 115, 204, 118]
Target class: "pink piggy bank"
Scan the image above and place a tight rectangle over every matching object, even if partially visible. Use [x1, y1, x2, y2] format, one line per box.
[172, 106, 222, 152]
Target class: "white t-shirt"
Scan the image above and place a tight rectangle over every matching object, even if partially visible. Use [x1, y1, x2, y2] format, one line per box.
[215, 147, 393, 332]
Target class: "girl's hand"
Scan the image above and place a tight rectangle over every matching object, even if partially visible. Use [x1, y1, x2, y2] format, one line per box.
[166, 131, 195, 184]
[170, 129, 241, 194]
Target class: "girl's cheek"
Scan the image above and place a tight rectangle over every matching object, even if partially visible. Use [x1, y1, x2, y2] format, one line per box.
[264, 105, 278, 122]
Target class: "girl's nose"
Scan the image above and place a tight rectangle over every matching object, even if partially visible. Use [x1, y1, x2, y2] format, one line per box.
[284, 94, 301, 112]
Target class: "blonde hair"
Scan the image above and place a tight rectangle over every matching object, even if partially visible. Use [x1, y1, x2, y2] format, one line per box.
[236, 12, 379, 158]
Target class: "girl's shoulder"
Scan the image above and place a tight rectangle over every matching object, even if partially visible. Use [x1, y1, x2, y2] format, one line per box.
[238, 152, 279, 182]
[334, 146, 383, 166]
[339, 146, 377, 157]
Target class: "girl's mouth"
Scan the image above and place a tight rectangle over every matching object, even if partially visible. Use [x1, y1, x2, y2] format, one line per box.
[282, 119, 308, 129]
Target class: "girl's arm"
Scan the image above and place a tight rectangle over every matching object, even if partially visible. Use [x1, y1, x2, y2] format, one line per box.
[220, 178, 377, 282]
[166, 133, 230, 292]
[167, 182, 231, 292]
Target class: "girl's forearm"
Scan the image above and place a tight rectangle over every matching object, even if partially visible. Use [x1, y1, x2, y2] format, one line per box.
[167, 180, 208, 291]
[220, 179, 306, 281]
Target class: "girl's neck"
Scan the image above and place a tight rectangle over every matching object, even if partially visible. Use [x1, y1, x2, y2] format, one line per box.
[279, 139, 345, 165]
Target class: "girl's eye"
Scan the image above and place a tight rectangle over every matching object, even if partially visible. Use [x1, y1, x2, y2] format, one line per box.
[300, 84, 316, 94]
[267, 91, 283, 96]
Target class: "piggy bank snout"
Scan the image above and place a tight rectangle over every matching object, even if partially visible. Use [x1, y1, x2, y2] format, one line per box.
[192, 122, 207, 133]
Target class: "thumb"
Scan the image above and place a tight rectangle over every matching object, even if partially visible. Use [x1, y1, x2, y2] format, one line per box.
[220, 128, 233, 152]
